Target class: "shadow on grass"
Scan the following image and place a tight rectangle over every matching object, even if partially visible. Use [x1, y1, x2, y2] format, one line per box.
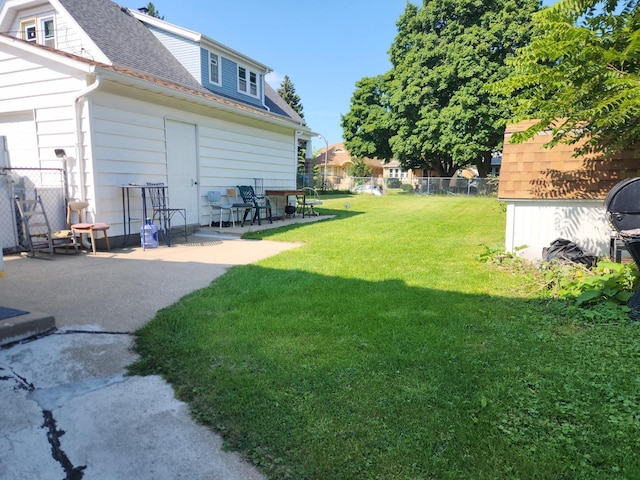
[131, 264, 640, 480]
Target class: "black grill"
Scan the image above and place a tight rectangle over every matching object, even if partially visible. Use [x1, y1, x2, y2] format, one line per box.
[605, 177, 640, 319]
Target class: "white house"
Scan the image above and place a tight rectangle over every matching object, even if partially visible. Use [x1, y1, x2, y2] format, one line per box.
[0, 0, 314, 250]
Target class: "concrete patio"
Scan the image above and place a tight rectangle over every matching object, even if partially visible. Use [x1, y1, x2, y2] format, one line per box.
[0, 213, 328, 480]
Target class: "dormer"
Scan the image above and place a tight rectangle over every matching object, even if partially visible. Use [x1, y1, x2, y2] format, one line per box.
[1, 0, 57, 47]
[128, 8, 272, 111]
[0, 0, 110, 63]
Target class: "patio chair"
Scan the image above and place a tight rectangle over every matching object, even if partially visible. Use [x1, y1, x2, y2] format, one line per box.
[227, 188, 253, 227]
[207, 190, 235, 227]
[297, 187, 323, 216]
[145, 182, 187, 244]
[68, 201, 110, 255]
[237, 185, 272, 225]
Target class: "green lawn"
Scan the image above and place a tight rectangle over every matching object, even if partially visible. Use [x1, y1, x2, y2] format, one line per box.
[131, 195, 640, 479]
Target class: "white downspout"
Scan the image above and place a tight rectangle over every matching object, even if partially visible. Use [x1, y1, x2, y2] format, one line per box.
[73, 73, 102, 249]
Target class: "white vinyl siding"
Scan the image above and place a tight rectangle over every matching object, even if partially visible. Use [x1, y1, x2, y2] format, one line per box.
[0, 44, 297, 234]
[52, 14, 94, 58]
[0, 48, 84, 159]
[504, 200, 610, 260]
[91, 88, 296, 230]
[146, 26, 201, 82]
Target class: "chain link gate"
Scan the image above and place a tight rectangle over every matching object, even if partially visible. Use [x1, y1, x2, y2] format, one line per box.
[0, 167, 67, 254]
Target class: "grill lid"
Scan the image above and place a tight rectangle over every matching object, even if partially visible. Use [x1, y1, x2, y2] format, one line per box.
[605, 177, 640, 233]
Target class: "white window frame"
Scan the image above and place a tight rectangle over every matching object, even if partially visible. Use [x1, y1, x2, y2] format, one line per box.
[237, 65, 259, 98]
[209, 51, 220, 86]
[41, 17, 55, 47]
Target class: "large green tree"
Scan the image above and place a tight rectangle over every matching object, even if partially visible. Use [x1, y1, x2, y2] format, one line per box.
[342, 0, 539, 176]
[277, 75, 305, 119]
[490, 0, 640, 157]
[341, 74, 394, 161]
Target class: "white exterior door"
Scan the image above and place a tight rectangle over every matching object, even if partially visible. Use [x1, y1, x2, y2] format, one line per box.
[165, 119, 199, 224]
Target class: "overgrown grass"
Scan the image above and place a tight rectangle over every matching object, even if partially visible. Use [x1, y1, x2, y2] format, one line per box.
[130, 195, 640, 479]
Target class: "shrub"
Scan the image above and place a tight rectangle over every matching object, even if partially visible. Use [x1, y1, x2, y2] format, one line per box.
[478, 244, 640, 322]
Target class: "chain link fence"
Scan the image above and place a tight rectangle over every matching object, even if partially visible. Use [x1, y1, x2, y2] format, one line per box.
[412, 177, 498, 196]
[1, 167, 67, 253]
[330, 176, 498, 196]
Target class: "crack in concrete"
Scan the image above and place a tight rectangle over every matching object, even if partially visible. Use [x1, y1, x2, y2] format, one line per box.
[1, 330, 135, 478]
[55, 329, 131, 336]
[0, 365, 34, 391]
[1, 365, 88, 478]
[42, 410, 86, 480]
[1, 328, 132, 351]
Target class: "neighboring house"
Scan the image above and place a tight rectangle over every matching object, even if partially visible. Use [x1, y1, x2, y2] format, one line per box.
[0, 0, 313, 249]
[313, 143, 430, 190]
[498, 120, 640, 260]
[382, 160, 426, 184]
[313, 143, 387, 189]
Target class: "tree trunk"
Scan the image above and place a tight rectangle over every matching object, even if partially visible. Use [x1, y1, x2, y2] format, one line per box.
[475, 151, 493, 178]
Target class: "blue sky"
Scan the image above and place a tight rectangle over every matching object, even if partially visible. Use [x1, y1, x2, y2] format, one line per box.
[146, 0, 410, 151]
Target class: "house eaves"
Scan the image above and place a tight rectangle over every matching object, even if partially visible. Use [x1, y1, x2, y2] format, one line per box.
[97, 65, 304, 129]
[0, 32, 96, 71]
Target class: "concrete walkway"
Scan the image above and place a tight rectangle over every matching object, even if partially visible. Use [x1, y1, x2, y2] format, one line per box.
[0, 223, 315, 479]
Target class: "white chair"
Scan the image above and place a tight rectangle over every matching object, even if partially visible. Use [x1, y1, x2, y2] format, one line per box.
[207, 191, 235, 228]
[297, 187, 323, 216]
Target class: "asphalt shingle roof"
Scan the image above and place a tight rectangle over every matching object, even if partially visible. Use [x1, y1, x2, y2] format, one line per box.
[57, 0, 304, 125]
[58, 0, 204, 91]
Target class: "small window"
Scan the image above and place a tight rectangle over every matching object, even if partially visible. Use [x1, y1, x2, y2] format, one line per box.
[42, 18, 54, 47]
[238, 67, 247, 92]
[21, 19, 36, 42]
[26, 25, 36, 41]
[249, 72, 257, 96]
[237, 66, 259, 98]
[209, 52, 220, 85]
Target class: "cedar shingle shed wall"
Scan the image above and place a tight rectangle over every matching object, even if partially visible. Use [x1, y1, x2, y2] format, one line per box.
[498, 120, 640, 200]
